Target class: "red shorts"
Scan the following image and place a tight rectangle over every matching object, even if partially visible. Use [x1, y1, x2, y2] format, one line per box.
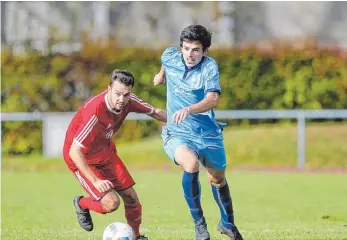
[72, 154, 135, 200]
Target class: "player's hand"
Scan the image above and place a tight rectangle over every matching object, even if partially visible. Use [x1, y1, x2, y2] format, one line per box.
[92, 179, 114, 193]
[173, 107, 191, 125]
[153, 73, 165, 86]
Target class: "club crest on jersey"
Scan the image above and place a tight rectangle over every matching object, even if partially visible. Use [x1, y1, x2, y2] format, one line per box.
[106, 123, 112, 129]
[190, 73, 200, 87]
[105, 130, 114, 139]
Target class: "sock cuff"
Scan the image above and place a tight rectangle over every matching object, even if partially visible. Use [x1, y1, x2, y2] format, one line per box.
[182, 171, 201, 197]
[124, 202, 142, 209]
[183, 171, 199, 178]
[211, 179, 228, 189]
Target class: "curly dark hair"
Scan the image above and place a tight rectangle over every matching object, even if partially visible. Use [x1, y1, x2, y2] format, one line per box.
[180, 25, 212, 51]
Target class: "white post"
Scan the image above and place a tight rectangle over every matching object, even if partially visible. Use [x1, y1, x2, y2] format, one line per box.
[297, 114, 306, 170]
[216, 1, 236, 46]
[92, 1, 110, 41]
[4, 1, 17, 45]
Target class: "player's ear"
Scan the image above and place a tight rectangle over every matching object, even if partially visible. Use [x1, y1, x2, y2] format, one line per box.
[203, 48, 209, 56]
[107, 84, 111, 91]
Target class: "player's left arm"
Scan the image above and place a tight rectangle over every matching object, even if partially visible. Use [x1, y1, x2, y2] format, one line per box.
[130, 94, 167, 122]
[173, 92, 219, 125]
[173, 60, 221, 125]
[187, 92, 219, 113]
[148, 108, 167, 122]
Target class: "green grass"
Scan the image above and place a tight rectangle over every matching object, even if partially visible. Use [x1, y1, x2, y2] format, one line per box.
[3, 122, 347, 171]
[2, 123, 347, 239]
[2, 170, 347, 240]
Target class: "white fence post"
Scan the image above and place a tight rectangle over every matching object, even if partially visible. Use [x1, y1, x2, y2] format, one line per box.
[297, 114, 306, 170]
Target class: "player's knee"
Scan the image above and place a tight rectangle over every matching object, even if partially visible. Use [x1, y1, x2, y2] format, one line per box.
[103, 198, 120, 213]
[210, 177, 226, 188]
[102, 193, 120, 213]
[182, 160, 199, 172]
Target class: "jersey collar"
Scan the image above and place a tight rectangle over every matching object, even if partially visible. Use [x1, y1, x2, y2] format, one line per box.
[181, 55, 205, 71]
[181, 55, 205, 79]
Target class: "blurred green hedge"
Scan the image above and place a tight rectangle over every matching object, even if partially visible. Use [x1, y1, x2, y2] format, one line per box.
[1, 40, 347, 155]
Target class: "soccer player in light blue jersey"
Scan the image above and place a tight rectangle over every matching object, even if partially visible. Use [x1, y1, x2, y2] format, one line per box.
[153, 25, 243, 240]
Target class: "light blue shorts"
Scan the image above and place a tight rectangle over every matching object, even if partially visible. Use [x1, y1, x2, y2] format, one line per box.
[161, 127, 226, 170]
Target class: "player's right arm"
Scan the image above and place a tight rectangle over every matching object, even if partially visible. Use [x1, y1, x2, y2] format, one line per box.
[153, 65, 165, 86]
[69, 107, 114, 193]
[153, 47, 179, 86]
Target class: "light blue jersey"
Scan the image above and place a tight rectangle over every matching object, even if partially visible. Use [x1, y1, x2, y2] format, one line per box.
[161, 47, 227, 170]
[161, 47, 225, 137]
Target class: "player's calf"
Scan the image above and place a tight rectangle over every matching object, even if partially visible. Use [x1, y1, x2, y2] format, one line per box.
[73, 196, 94, 231]
[125, 202, 142, 237]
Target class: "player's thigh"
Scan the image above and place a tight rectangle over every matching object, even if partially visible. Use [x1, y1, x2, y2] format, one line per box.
[73, 166, 125, 203]
[162, 134, 200, 171]
[103, 154, 136, 191]
[201, 138, 227, 171]
[73, 169, 105, 200]
[117, 187, 139, 205]
[174, 144, 200, 172]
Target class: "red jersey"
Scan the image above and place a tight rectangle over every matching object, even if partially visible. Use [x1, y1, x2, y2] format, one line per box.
[63, 90, 154, 171]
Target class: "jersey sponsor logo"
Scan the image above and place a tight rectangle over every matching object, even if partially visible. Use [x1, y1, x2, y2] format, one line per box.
[175, 85, 191, 94]
[191, 73, 200, 85]
[105, 129, 114, 139]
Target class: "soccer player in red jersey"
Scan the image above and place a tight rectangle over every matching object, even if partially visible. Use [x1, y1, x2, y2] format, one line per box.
[63, 69, 166, 240]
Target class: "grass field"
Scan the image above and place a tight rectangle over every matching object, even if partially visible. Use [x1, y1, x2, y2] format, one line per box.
[2, 169, 347, 240]
[2, 123, 347, 239]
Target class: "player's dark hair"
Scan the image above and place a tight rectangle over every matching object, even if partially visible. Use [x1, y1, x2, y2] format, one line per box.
[180, 25, 212, 51]
[109, 69, 135, 88]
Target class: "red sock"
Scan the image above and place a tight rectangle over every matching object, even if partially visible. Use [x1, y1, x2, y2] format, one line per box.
[125, 202, 142, 237]
[79, 196, 107, 214]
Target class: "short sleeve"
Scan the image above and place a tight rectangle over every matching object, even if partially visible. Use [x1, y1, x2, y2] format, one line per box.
[161, 47, 179, 67]
[203, 59, 221, 95]
[73, 105, 100, 148]
[129, 94, 155, 114]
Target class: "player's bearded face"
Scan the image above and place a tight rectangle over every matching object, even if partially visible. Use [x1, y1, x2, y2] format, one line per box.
[107, 81, 132, 111]
[181, 40, 205, 68]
